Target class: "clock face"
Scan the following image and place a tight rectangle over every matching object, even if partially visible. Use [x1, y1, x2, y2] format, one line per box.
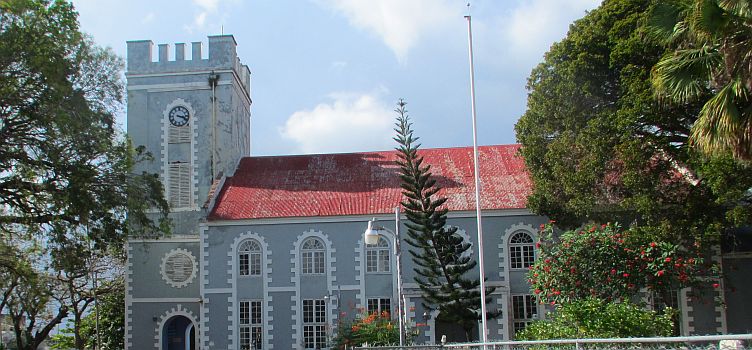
[168, 106, 190, 127]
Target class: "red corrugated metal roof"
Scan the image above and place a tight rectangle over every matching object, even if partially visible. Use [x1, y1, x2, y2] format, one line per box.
[208, 145, 531, 220]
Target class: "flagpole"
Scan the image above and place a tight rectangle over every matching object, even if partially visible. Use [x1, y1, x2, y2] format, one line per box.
[464, 10, 489, 346]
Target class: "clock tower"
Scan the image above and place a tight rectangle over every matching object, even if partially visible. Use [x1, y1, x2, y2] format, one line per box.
[126, 35, 251, 235]
[125, 36, 250, 350]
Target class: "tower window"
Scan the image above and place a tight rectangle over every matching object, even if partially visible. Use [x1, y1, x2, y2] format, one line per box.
[168, 162, 192, 209]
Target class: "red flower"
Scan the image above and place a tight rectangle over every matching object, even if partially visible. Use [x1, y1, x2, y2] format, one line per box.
[534, 289, 541, 294]
[650, 242, 657, 247]
[713, 283, 720, 288]
[622, 273, 629, 278]
[553, 290, 561, 295]
[656, 270, 665, 277]
[610, 269, 616, 275]
[665, 257, 671, 263]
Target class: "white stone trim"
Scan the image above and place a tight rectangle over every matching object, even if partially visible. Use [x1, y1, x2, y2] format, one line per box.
[355, 237, 365, 310]
[684, 288, 696, 334]
[495, 294, 508, 339]
[129, 237, 200, 243]
[127, 80, 231, 91]
[199, 224, 209, 349]
[153, 304, 199, 350]
[290, 230, 336, 350]
[125, 242, 134, 350]
[126, 68, 235, 78]
[160, 248, 198, 288]
[680, 287, 692, 335]
[205, 288, 233, 294]
[205, 209, 534, 227]
[712, 246, 727, 334]
[228, 232, 273, 350]
[133, 298, 202, 303]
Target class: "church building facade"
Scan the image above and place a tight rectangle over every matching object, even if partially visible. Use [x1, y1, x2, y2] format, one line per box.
[124, 36, 747, 350]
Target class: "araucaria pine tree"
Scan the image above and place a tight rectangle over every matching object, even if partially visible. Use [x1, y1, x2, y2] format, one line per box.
[393, 100, 495, 341]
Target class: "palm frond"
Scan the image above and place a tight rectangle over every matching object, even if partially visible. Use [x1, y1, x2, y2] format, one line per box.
[690, 79, 752, 158]
[646, 0, 690, 43]
[719, 0, 752, 18]
[652, 45, 722, 102]
[689, 0, 729, 41]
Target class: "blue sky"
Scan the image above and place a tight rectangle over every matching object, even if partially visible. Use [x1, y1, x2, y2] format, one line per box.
[70, 0, 600, 156]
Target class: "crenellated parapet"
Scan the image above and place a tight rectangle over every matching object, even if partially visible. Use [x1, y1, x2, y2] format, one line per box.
[126, 35, 250, 94]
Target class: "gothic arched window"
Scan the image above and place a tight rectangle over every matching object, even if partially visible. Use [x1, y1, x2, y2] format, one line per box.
[509, 231, 535, 269]
[238, 240, 261, 277]
[301, 238, 325, 275]
[365, 237, 390, 273]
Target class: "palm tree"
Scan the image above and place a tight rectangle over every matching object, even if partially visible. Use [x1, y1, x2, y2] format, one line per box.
[649, 0, 752, 161]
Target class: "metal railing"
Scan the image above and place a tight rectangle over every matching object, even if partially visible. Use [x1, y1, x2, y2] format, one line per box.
[354, 334, 752, 350]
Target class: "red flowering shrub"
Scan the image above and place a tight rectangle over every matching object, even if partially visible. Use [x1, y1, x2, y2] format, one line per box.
[332, 311, 410, 348]
[529, 223, 716, 304]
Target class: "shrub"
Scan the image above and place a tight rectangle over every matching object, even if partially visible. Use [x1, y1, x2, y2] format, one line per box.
[516, 298, 675, 340]
[332, 311, 403, 348]
[529, 223, 715, 305]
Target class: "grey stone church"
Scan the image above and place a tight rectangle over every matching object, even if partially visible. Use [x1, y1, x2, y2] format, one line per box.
[125, 35, 750, 350]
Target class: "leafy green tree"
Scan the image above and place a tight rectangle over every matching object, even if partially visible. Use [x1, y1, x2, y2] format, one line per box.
[515, 0, 752, 245]
[394, 100, 496, 341]
[649, 0, 752, 161]
[0, 1, 169, 349]
[529, 223, 714, 305]
[50, 278, 125, 350]
[516, 298, 675, 340]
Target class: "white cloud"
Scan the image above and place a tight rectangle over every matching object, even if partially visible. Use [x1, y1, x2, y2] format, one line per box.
[330, 61, 347, 70]
[316, 0, 460, 62]
[141, 12, 155, 24]
[194, 0, 219, 12]
[195, 12, 207, 27]
[501, 0, 600, 61]
[280, 91, 395, 154]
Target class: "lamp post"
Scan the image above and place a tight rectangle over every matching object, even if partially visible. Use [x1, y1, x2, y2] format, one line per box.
[363, 207, 405, 346]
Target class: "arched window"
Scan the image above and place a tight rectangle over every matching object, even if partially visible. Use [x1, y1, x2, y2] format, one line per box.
[509, 231, 535, 269]
[239, 240, 261, 276]
[301, 238, 325, 275]
[365, 237, 390, 273]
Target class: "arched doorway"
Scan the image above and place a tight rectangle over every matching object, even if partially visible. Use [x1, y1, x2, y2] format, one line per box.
[162, 315, 196, 350]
